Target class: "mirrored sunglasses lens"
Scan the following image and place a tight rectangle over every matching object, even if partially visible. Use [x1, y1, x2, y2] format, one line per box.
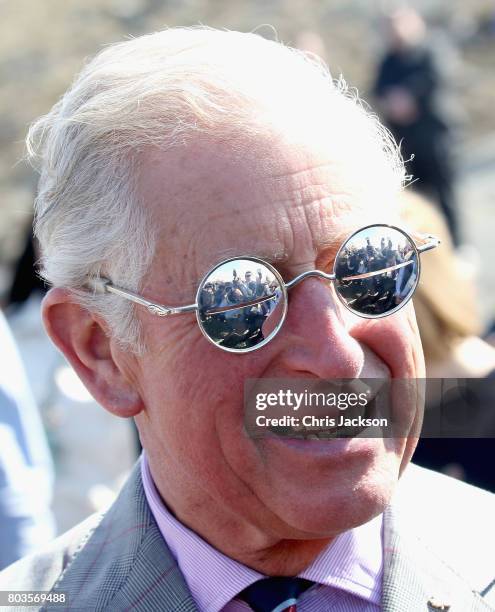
[334, 226, 419, 317]
[198, 260, 285, 351]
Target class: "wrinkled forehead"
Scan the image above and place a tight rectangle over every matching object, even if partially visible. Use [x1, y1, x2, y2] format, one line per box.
[138, 132, 399, 297]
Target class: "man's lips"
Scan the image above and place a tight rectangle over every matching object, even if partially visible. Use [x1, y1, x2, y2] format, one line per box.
[265, 378, 388, 439]
[270, 398, 376, 439]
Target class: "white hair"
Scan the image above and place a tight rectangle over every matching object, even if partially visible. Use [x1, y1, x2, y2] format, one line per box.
[27, 27, 405, 351]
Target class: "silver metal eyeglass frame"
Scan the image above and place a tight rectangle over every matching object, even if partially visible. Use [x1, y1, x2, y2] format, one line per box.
[89, 224, 440, 353]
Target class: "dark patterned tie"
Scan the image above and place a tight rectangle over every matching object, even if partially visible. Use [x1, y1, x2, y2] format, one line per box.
[238, 577, 313, 612]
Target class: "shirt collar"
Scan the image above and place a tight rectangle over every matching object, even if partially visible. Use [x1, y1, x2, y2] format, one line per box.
[300, 512, 383, 605]
[141, 452, 382, 611]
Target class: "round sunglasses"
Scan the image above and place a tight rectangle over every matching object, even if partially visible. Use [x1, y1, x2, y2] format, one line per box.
[93, 224, 439, 353]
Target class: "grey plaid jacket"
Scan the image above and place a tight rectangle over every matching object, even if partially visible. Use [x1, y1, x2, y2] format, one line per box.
[0, 461, 493, 611]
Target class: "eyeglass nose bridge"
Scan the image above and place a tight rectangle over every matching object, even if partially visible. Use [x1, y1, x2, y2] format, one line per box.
[285, 270, 336, 291]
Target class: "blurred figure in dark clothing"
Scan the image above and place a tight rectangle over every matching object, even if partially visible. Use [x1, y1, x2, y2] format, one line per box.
[7, 224, 46, 310]
[374, 7, 462, 245]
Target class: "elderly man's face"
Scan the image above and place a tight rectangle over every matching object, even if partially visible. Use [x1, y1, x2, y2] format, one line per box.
[130, 131, 424, 542]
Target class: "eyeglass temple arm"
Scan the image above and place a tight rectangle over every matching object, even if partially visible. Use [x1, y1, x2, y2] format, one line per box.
[91, 278, 197, 316]
[413, 232, 441, 253]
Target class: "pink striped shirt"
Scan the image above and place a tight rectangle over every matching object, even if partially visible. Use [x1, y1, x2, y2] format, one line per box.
[141, 453, 382, 611]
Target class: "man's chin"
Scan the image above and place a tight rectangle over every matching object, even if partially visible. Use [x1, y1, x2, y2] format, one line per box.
[283, 486, 392, 537]
[258, 434, 402, 482]
[257, 442, 400, 536]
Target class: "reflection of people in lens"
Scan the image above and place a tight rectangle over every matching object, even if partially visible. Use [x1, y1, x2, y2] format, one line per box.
[395, 251, 417, 305]
[243, 271, 256, 296]
[228, 286, 244, 304]
[200, 283, 215, 309]
[200, 265, 283, 349]
[262, 281, 283, 339]
[265, 281, 281, 315]
[336, 230, 417, 315]
[214, 283, 225, 306]
[366, 237, 375, 259]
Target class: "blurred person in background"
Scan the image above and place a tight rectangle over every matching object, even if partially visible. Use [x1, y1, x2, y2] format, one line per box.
[6, 224, 47, 312]
[402, 191, 495, 492]
[295, 30, 328, 62]
[0, 310, 55, 569]
[373, 6, 462, 246]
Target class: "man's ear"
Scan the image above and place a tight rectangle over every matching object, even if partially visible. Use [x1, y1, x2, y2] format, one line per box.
[42, 287, 144, 418]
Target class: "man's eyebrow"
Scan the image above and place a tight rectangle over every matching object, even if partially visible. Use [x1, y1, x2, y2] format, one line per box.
[199, 226, 358, 283]
[256, 229, 355, 266]
[317, 231, 354, 253]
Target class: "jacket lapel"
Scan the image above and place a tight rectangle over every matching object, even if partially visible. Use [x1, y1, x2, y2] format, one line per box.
[382, 505, 493, 612]
[44, 461, 198, 611]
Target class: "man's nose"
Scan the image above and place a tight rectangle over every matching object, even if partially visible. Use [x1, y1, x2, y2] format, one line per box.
[279, 277, 364, 379]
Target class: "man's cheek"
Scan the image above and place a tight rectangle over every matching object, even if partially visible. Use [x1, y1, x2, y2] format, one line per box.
[405, 304, 426, 377]
[351, 310, 422, 378]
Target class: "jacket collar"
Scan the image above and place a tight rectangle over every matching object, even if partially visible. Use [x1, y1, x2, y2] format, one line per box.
[382, 504, 492, 611]
[47, 461, 198, 611]
[48, 461, 491, 611]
